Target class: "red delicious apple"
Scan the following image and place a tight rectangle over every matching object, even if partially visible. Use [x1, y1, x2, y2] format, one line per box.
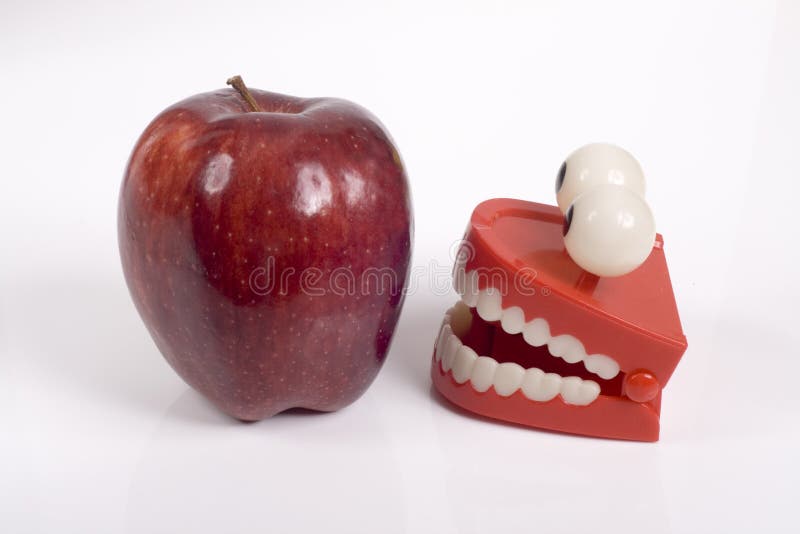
[118, 76, 412, 420]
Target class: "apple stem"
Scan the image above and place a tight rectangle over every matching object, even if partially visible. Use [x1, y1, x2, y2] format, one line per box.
[226, 75, 262, 112]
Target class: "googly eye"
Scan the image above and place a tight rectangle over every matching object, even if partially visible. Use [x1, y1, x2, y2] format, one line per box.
[563, 185, 655, 277]
[556, 143, 646, 214]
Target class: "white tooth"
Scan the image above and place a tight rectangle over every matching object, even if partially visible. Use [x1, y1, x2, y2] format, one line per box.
[520, 367, 562, 401]
[522, 318, 550, 347]
[540, 373, 563, 400]
[560, 376, 582, 404]
[563, 344, 586, 364]
[462, 270, 479, 308]
[435, 323, 451, 361]
[439, 312, 450, 332]
[452, 345, 478, 384]
[548, 334, 586, 364]
[500, 306, 525, 335]
[476, 288, 503, 322]
[441, 333, 461, 372]
[560, 376, 600, 406]
[493, 362, 525, 397]
[584, 354, 620, 379]
[581, 380, 601, 404]
[450, 300, 473, 337]
[470, 356, 498, 392]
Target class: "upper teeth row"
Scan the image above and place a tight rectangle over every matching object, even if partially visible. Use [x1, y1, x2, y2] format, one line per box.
[435, 304, 600, 406]
[456, 270, 620, 380]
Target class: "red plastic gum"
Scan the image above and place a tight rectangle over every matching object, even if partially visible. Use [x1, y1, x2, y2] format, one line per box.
[431, 199, 687, 441]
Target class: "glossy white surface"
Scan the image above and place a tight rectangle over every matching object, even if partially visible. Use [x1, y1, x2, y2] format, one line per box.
[584, 354, 621, 380]
[564, 185, 657, 276]
[2, 1, 800, 533]
[556, 142, 647, 213]
[493, 363, 525, 397]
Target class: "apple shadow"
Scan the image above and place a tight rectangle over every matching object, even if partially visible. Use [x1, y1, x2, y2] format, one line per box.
[380, 294, 449, 397]
[156, 384, 338, 425]
[156, 387, 236, 425]
[9, 273, 189, 419]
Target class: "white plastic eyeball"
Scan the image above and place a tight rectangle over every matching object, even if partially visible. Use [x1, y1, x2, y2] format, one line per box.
[556, 143, 646, 214]
[563, 185, 656, 277]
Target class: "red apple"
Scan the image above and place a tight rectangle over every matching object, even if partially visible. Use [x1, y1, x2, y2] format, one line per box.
[118, 77, 412, 420]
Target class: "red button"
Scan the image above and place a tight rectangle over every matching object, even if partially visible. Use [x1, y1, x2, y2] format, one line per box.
[624, 370, 660, 403]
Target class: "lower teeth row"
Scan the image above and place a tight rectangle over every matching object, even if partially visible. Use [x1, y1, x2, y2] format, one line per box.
[435, 315, 601, 406]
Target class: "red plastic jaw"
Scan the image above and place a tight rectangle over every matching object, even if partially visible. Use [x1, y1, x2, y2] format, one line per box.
[431, 199, 687, 442]
[432, 355, 662, 442]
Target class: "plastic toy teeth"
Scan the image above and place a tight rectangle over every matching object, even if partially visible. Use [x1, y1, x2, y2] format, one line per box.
[431, 143, 687, 442]
[436, 301, 609, 406]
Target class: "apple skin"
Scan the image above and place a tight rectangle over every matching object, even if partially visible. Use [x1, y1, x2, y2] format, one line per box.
[118, 86, 412, 420]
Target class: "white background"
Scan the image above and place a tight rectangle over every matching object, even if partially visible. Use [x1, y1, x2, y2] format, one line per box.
[2, 1, 799, 532]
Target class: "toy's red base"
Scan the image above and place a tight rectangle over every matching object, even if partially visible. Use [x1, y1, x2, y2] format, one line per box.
[431, 354, 662, 442]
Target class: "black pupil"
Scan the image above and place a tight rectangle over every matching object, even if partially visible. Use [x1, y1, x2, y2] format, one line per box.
[563, 205, 573, 236]
[556, 161, 567, 193]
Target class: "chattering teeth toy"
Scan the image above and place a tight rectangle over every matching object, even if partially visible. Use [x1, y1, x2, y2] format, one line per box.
[432, 143, 687, 441]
